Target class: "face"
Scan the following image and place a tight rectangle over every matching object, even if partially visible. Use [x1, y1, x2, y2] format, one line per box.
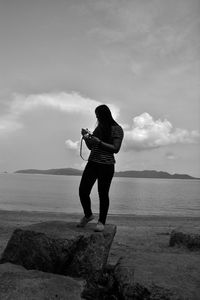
[95, 112, 99, 121]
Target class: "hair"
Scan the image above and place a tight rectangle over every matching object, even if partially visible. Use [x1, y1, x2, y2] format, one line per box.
[93, 104, 119, 142]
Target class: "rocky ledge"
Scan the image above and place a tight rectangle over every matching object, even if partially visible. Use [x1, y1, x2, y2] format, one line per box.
[0, 221, 116, 277]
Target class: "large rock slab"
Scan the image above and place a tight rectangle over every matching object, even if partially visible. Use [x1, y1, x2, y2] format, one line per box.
[169, 228, 200, 250]
[0, 262, 84, 300]
[0, 221, 116, 277]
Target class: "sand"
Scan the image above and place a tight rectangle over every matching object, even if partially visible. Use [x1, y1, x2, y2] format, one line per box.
[0, 210, 200, 298]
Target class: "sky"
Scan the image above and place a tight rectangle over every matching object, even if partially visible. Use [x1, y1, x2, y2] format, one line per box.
[0, 0, 200, 177]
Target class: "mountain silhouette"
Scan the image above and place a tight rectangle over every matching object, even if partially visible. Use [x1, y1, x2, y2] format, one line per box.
[15, 168, 199, 180]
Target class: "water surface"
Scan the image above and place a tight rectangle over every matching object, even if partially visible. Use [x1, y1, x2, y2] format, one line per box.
[0, 173, 199, 216]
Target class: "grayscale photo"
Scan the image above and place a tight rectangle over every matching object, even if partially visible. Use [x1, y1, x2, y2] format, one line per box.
[0, 0, 199, 299]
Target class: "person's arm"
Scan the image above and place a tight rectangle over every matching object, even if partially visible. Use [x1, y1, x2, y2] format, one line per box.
[81, 128, 94, 150]
[83, 136, 93, 150]
[91, 136, 122, 153]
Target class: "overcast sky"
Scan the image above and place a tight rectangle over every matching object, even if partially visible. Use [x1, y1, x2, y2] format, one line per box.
[0, 0, 199, 177]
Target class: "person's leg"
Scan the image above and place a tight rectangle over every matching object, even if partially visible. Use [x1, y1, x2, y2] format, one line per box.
[79, 162, 97, 218]
[97, 164, 114, 225]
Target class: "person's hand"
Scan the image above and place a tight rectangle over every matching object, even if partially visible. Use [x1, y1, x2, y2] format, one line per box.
[90, 136, 101, 145]
[81, 128, 88, 136]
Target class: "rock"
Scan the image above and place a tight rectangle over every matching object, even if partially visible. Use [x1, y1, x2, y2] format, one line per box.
[81, 264, 119, 300]
[169, 229, 200, 250]
[82, 257, 182, 300]
[0, 262, 84, 300]
[0, 221, 116, 277]
[113, 257, 152, 300]
[113, 257, 137, 299]
[113, 257, 185, 300]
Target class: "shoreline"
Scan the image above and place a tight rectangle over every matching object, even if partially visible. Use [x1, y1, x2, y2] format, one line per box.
[1, 209, 200, 219]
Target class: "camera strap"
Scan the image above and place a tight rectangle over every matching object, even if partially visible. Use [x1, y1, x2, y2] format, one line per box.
[80, 137, 88, 161]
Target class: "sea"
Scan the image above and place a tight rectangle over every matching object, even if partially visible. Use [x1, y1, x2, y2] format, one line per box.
[0, 173, 200, 217]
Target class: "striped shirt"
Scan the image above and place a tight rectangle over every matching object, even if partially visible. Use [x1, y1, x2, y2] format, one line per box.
[88, 125, 124, 164]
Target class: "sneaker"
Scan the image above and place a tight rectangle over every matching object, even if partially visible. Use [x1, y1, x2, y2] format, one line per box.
[94, 222, 105, 232]
[77, 215, 95, 228]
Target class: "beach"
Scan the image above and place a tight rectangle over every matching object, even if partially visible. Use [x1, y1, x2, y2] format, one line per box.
[0, 210, 200, 298]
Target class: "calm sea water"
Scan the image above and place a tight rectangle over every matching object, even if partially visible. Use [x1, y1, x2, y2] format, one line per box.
[0, 173, 199, 216]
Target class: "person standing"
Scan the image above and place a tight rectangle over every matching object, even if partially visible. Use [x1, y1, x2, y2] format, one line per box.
[77, 104, 124, 231]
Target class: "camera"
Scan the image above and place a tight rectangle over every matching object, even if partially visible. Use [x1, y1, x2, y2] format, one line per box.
[81, 128, 93, 138]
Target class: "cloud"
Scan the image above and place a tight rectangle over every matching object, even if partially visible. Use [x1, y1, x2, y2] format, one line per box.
[165, 151, 177, 160]
[65, 112, 200, 154]
[124, 113, 200, 151]
[12, 92, 102, 115]
[0, 92, 119, 135]
[65, 139, 79, 150]
[0, 115, 23, 135]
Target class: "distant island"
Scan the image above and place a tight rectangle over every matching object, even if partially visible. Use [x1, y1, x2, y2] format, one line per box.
[15, 168, 199, 180]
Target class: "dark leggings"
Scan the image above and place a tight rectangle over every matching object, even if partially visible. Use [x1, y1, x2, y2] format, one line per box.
[79, 161, 114, 225]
